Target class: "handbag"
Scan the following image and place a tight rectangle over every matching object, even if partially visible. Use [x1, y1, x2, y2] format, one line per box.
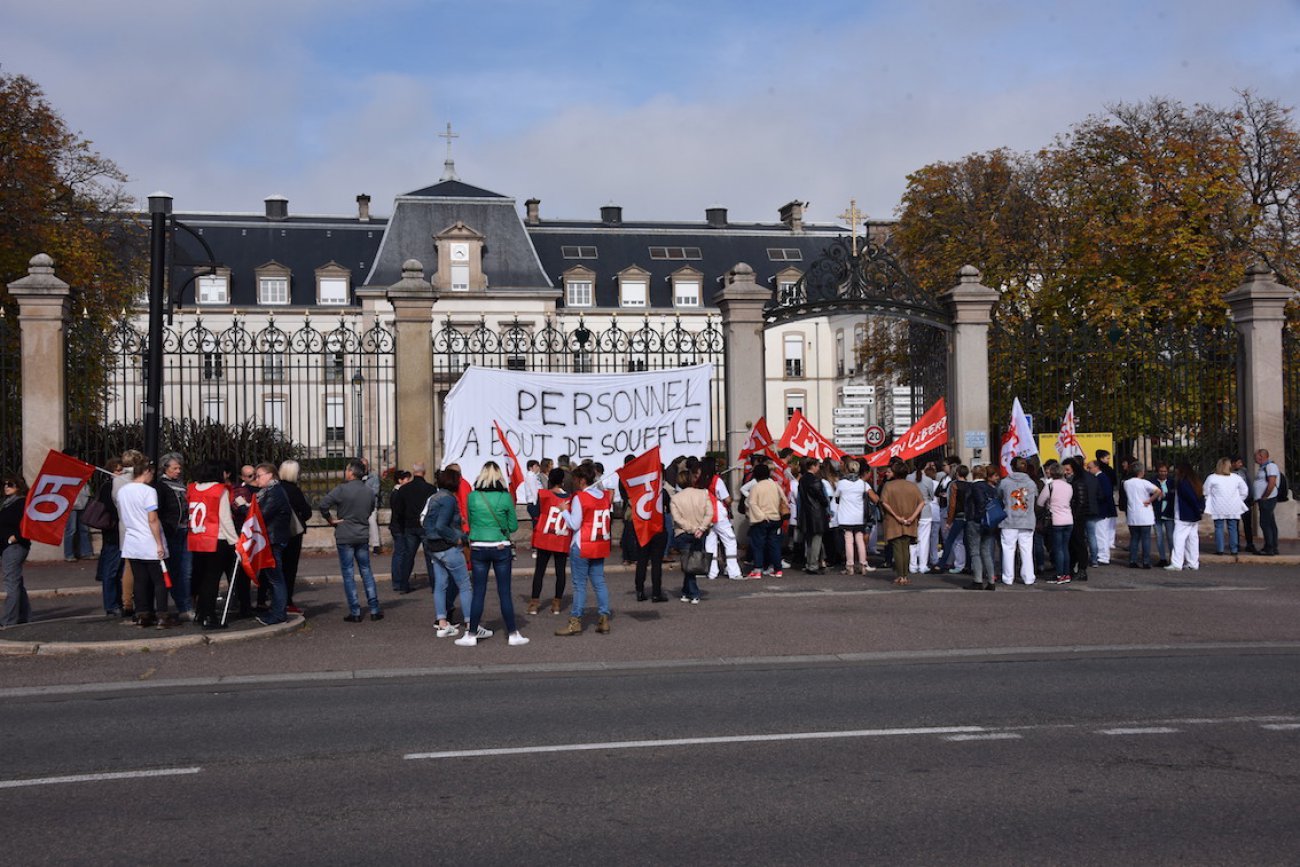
[82, 497, 116, 531]
[681, 542, 711, 576]
[288, 508, 306, 537]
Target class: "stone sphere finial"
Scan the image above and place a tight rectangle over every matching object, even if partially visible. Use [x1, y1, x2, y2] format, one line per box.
[958, 264, 982, 282]
[401, 259, 424, 278]
[28, 253, 54, 273]
[727, 262, 756, 284]
[1246, 260, 1276, 282]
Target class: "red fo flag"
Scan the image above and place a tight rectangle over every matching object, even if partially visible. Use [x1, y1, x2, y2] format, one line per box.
[615, 446, 664, 547]
[760, 448, 794, 491]
[237, 496, 276, 584]
[778, 410, 846, 460]
[737, 417, 774, 462]
[20, 450, 96, 546]
[493, 420, 526, 497]
[864, 398, 948, 468]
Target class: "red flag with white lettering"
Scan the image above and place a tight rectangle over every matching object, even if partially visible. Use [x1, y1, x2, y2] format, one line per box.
[738, 417, 774, 462]
[777, 410, 846, 460]
[863, 398, 948, 467]
[494, 420, 526, 497]
[761, 448, 793, 491]
[237, 496, 276, 584]
[616, 446, 663, 547]
[19, 450, 96, 545]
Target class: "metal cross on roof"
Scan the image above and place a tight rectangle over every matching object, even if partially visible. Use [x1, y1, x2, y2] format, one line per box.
[837, 199, 867, 256]
[439, 122, 460, 181]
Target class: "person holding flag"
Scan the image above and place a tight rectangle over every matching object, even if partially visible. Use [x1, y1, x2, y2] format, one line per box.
[187, 461, 238, 629]
[556, 463, 615, 634]
[117, 460, 173, 628]
[1, 474, 32, 626]
[251, 463, 293, 626]
[527, 467, 572, 615]
[618, 447, 669, 602]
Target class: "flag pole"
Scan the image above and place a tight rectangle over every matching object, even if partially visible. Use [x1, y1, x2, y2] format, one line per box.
[220, 550, 240, 626]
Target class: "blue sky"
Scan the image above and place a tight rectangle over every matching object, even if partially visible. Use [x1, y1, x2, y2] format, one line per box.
[4, 0, 1299, 224]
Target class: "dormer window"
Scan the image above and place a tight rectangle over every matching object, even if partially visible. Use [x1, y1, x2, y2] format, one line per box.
[618, 266, 650, 308]
[255, 261, 291, 305]
[434, 222, 485, 292]
[563, 265, 595, 308]
[449, 242, 470, 291]
[671, 267, 703, 308]
[196, 271, 229, 305]
[315, 262, 351, 305]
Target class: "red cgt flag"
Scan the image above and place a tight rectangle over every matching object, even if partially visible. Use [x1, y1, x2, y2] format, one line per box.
[615, 446, 664, 547]
[864, 398, 948, 467]
[737, 416, 774, 462]
[20, 450, 96, 546]
[778, 410, 846, 460]
[237, 496, 276, 584]
[494, 420, 526, 497]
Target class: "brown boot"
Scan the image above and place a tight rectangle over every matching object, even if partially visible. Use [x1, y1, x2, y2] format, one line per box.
[526, 598, 540, 615]
[549, 597, 562, 614]
[596, 614, 611, 635]
[555, 616, 582, 636]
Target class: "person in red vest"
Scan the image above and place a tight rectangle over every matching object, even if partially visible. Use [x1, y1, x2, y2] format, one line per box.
[186, 461, 237, 628]
[555, 463, 613, 636]
[528, 467, 571, 615]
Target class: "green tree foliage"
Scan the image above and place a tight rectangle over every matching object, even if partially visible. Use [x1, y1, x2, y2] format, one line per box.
[0, 71, 145, 427]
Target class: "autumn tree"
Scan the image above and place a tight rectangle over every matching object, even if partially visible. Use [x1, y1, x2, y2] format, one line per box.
[0, 71, 145, 435]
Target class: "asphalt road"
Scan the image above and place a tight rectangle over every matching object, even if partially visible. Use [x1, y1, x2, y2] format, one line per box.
[2, 649, 1298, 865]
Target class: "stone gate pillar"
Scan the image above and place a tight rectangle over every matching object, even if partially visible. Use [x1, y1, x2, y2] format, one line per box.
[940, 265, 1000, 465]
[1225, 261, 1294, 538]
[714, 263, 771, 464]
[8, 253, 72, 561]
[386, 259, 436, 469]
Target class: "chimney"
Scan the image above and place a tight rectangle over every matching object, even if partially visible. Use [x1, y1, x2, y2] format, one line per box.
[600, 203, 622, 225]
[264, 194, 288, 221]
[356, 193, 371, 222]
[779, 200, 805, 233]
[706, 205, 727, 228]
[525, 197, 540, 225]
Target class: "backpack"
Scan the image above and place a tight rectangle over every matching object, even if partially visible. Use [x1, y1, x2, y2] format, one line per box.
[982, 495, 1007, 530]
[1277, 469, 1290, 502]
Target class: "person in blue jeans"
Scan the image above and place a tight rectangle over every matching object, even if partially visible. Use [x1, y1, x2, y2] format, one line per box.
[556, 463, 615, 633]
[423, 467, 475, 639]
[457, 461, 528, 647]
[251, 463, 293, 625]
[93, 459, 127, 615]
[320, 459, 383, 622]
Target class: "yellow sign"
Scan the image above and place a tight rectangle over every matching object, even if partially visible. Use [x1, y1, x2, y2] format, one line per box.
[1036, 433, 1115, 464]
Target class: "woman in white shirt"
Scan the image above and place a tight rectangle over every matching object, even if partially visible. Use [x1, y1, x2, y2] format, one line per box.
[117, 461, 172, 628]
[834, 460, 877, 575]
[1204, 457, 1249, 555]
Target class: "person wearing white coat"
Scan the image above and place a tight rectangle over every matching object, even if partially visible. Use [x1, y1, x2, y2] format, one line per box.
[1204, 458, 1249, 555]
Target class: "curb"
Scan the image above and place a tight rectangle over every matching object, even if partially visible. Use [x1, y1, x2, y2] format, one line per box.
[0, 614, 306, 657]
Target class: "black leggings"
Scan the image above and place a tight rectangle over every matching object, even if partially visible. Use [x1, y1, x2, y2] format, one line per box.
[634, 533, 667, 594]
[531, 550, 568, 600]
[129, 558, 168, 615]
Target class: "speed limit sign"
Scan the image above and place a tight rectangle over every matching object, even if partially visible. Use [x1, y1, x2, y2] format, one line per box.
[864, 425, 886, 448]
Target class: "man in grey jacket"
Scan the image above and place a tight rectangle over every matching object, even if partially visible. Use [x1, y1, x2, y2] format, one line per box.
[997, 457, 1038, 586]
[320, 459, 383, 622]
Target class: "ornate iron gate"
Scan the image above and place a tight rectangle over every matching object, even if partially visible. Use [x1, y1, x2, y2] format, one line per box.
[66, 311, 395, 502]
[1284, 311, 1300, 473]
[989, 315, 1238, 471]
[0, 307, 18, 475]
[431, 313, 727, 458]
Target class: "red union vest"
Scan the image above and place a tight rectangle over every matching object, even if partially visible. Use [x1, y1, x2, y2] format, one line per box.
[576, 488, 612, 559]
[186, 483, 227, 552]
[532, 489, 572, 553]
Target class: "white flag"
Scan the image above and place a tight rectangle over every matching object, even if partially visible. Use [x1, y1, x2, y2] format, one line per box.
[1000, 397, 1038, 473]
[1054, 401, 1083, 460]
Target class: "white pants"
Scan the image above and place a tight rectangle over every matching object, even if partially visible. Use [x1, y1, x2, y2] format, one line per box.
[1169, 520, 1200, 570]
[928, 504, 943, 565]
[1000, 527, 1035, 585]
[368, 511, 381, 548]
[706, 519, 742, 579]
[1097, 517, 1116, 563]
[909, 518, 934, 573]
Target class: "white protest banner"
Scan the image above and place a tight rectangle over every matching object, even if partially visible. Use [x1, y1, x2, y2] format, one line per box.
[442, 365, 713, 480]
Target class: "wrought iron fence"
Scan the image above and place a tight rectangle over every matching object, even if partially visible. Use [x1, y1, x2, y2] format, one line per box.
[66, 310, 396, 503]
[989, 315, 1238, 472]
[0, 307, 19, 476]
[431, 313, 728, 456]
[1284, 311, 1300, 474]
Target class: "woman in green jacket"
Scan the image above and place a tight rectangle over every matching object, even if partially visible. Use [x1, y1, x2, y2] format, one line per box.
[455, 461, 529, 647]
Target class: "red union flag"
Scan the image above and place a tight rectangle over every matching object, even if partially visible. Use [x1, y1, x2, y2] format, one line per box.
[616, 446, 663, 547]
[493, 420, 526, 496]
[738, 417, 774, 461]
[864, 398, 949, 467]
[760, 448, 794, 491]
[20, 450, 96, 545]
[778, 410, 846, 460]
[237, 496, 276, 584]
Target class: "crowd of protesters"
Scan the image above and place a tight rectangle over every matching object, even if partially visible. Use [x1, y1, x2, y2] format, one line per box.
[0, 445, 1286, 633]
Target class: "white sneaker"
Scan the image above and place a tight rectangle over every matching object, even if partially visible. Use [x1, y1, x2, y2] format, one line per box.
[435, 624, 458, 638]
[454, 633, 477, 647]
[475, 626, 493, 639]
[680, 595, 691, 603]
[508, 632, 529, 646]
[690, 597, 700, 604]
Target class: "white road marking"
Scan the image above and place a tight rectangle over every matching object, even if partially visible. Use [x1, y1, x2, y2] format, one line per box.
[0, 767, 202, 790]
[405, 725, 987, 760]
[943, 733, 1023, 742]
[1261, 723, 1300, 731]
[1097, 727, 1181, 735]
